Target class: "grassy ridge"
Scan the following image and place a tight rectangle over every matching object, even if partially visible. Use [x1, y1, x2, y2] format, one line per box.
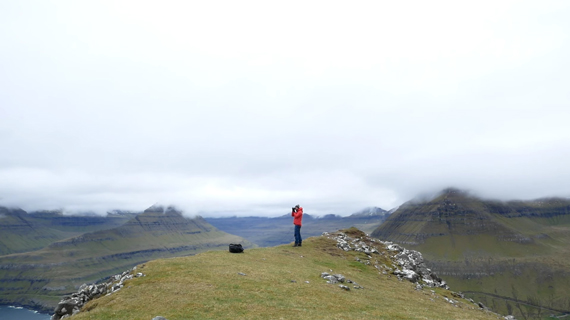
[72, 234, 501, 320]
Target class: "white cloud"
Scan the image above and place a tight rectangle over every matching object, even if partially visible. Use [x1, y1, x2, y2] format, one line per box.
[1, 0, 570, 216]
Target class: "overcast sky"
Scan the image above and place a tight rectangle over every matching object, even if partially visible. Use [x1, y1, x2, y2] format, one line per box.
[1, 1, 569, 217]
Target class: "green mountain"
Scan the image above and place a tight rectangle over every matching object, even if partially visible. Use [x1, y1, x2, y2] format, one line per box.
[0, 206, 254, 312]
[371, 188, 570, 319]
[0, 206, 136, 255]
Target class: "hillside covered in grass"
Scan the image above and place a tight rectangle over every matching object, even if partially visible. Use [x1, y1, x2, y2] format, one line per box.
[65, 229, 504, 320]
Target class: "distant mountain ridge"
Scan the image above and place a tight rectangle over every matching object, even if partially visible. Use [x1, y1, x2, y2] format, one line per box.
[0, 206, 137, 255]
[371, 188, 570, 319]
[348, 206, 389, 217]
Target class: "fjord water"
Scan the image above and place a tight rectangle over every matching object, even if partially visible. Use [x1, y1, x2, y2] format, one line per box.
[0, 306, 50, 320]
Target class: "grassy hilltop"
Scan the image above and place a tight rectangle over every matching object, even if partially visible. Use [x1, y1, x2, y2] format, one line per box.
[70, 230, 501, 320]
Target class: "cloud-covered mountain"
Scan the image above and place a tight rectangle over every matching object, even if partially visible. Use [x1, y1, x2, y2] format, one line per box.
[371, 188, 570, 318]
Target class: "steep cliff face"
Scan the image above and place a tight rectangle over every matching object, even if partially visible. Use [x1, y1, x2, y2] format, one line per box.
[485, 197, 570, 218]
[371, 188, 570, 319]
[0, 206, 254, 312]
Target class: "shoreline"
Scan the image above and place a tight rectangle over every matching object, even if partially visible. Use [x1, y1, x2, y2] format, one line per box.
[0, 303, 52, 316]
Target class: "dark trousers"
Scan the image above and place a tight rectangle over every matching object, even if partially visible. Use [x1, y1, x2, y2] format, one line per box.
[294, 225, 302, 244]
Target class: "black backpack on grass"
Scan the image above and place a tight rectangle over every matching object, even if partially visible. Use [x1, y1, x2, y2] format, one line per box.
[229, 243, 244, 253]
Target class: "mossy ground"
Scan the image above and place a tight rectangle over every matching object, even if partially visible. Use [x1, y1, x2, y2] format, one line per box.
[73, 234, 501, 320]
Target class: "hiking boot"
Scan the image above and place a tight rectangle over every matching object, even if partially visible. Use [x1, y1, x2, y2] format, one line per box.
[298, 243, 302, 247]
[293, 243, 298, 247]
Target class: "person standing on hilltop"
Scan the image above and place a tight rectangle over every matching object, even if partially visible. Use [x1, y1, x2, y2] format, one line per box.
[292, 204, 303, 247]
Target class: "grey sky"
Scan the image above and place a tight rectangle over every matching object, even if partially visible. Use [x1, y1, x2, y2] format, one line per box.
[1, 1, 569, 216]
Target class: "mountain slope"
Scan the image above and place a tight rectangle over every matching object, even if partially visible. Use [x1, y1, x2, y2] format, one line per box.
[0, 206, 135, 255]
[371, 188, 570, 319]
[0, 206, 254, 312]
[68, 229, 500, 320]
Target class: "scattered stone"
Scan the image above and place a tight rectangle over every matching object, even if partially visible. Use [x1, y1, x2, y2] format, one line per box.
[304, 281, 310, 284]
[237, 272, 246, 276]
[152, 317, 168, 320]
[323, 231, 449, 289]
[478, 302, 487, 309]
[504, 316, 516, 320]
[339, 285, 350, 291]
[290, 280, 296, 283]
[321, 273, 348, 284]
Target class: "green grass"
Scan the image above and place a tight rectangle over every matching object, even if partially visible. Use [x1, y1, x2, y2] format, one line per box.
[417, 234, 550, 260]
[72, 235, 502, 320]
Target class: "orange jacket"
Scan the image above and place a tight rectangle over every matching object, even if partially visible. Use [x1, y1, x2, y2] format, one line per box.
[292, 207, 303, 226]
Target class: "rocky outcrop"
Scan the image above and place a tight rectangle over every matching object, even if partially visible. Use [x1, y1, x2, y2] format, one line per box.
[323, 229, 516, 320]
[323, 230, 448, 289]
[320, 272, 364, 290]
[51, 267, 145, 320]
